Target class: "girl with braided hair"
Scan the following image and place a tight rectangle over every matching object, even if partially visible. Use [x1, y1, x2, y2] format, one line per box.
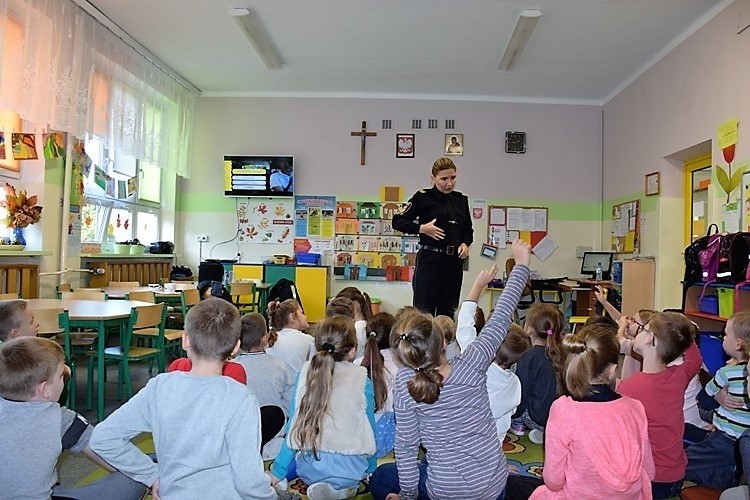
[370, 240, 531, 500]
[269, 315, 377, 500]
[265, 298, 314, 380]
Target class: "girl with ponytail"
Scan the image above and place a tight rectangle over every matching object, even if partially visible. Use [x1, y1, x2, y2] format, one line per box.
[265, 298, 315, 379]
[269, 315, 377, 499]
[528, 324, 654, 499]
[336, 286, 374, 358]
[511, 303, 565, 444]
[354, 312, 398, 458]
[370, 240, 532, 500]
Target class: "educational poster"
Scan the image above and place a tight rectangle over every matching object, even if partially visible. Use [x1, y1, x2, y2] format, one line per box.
[237, 199, 294, 244]
[294, 195, 335, 238]
[67, 206, 82, 256]
[43, 132, 65, 159]
[334, 200, 417, 280]
[611, 200, 640, 253]
[487, 205, 547, 247]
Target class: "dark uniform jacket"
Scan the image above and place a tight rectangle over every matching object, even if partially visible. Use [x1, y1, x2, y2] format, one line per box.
[392, 186, 473, 250]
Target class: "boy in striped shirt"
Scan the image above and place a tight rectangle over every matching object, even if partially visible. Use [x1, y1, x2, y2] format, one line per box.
[686, 312, 750, 490]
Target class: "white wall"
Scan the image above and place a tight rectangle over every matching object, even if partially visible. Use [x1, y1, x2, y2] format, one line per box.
[603, 0, 750, 309]
[181, 97, 604, 309]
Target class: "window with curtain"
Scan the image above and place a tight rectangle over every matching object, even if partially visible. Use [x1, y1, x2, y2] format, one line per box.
[0, 0, 197, 178]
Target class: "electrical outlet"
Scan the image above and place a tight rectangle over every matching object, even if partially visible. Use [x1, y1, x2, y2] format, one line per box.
[197, 235, 208, 242]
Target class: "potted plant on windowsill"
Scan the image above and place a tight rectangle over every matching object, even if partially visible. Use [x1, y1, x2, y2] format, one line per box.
[1, 183, 43, 250]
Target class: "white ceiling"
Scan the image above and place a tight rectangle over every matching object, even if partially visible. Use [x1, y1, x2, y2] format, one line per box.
[86, 0, 731, 105]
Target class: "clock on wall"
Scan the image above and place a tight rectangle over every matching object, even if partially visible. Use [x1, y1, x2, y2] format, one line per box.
[505, 131, 526, 154]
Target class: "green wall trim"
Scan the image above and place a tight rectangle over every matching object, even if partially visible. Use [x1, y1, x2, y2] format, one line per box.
[178, 193, 603, 221]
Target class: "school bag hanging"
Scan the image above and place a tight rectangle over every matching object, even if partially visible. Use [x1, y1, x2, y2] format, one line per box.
[683, 223, 720, 285]
[716, 232, 750, 284]
[267, 278, 304, 312]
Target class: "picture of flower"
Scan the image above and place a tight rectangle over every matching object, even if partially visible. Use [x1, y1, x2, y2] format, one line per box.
[2, 183, 43, 228]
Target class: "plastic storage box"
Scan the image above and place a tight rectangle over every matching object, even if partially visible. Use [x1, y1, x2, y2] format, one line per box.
[699, 294, 719, 315]
[718, 288, 735, 319]
[296, 252, 321, 265]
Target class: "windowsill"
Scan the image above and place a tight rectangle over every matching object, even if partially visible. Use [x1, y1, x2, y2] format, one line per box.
[0, 250, 53, 257]
[80, 253, 175, 258]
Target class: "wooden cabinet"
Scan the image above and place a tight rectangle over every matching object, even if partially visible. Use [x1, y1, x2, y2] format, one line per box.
[575, 280, 612, 316]
[619, 259, 655, 313]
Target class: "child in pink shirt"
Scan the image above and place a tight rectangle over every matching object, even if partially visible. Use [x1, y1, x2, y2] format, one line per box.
[530, 323, 654, 499]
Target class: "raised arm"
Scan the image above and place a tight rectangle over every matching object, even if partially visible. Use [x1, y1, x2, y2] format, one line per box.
[594, 285, 621, 320]
[456, 265, 497, 351]
[461, 241, 531, 372]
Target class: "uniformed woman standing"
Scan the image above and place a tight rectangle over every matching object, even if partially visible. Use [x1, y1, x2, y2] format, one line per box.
[393, 157, 473, 317]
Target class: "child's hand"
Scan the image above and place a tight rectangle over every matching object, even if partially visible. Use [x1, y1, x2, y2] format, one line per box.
[715, 386, 745, 410]
[508, 465, 521, 475]
[386, 495, 401, 500]
[474, 264, 498, 288]
[511, 239, 532, 267]
[594, 285, 607, 304]
[150, 480, 160, 500]
[617, 316, 630, 339]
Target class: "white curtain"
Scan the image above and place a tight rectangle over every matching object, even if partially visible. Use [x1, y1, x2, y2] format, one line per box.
[0, 0, 197, 178]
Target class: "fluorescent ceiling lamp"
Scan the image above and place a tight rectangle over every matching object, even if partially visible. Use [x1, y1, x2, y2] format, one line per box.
[498, 9, 543, 72]
[231, 7, 284, 70]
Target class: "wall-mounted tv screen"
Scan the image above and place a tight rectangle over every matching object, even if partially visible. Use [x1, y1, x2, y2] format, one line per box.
[224, 155, 294, 197]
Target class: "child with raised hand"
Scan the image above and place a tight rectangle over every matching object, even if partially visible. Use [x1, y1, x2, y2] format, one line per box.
[617, 311, 702, 499]
[529, 324, 655, 499]
[685, 311, 750, 490]
[90, 298, 278, 500]
[336, 286, 374, 358]
[511, 303, 565, 444]
[456, 265, 531, 439]
[266, 298, 315, 378]
[354, 312, 399, 458]
[369, 239, 532, 500]
[0, 337, 145, 500]
[269, 315, 377, 500]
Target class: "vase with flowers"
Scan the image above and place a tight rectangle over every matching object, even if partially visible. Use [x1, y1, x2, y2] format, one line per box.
[1, 183, 43, 249]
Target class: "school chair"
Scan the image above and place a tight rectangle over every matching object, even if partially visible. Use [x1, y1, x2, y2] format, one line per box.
[37, 309, 76, 410]
[126, 290, 156, 303]
[569, 316, 589, 334]
[108, 281, 141, 289]
[61, 291, 108, 301]
[0, 292, 19, 300]
[230, 281, 260, 313]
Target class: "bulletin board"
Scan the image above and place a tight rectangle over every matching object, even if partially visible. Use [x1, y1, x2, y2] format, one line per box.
[487, 206, 548, 248]
[611, 199, 640, 254]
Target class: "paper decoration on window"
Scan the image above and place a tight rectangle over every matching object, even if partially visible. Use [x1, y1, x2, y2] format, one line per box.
[43, 132, 65, 159]
[11, 133, 38, 160]
[94, 166, 107, 190]
[127, 177, 137, 196]
[0, 132, 5, 160]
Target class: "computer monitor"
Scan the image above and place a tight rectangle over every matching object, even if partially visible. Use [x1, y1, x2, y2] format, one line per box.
[580, 251, 614, 279]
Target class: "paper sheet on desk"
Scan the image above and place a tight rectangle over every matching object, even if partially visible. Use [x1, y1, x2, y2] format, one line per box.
[532, 235, 558, 261]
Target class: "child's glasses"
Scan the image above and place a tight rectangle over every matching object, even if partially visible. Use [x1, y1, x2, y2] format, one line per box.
[629, 317, 645, 335]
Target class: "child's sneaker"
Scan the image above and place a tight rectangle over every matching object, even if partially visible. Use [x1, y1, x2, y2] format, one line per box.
[306, 482, 357, 500]
[510, 422, 526, 436]
[528, 429, 544, 445]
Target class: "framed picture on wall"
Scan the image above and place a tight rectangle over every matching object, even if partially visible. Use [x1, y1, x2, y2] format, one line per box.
[396, 133, 415, 158]
[645, 171, 660, 196]
[445, 134, 463, 156]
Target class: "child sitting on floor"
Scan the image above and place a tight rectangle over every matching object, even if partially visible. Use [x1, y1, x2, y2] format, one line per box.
[354, 312, 399, 457]
[269, 315, 377, 500]
[0, 337, 145, 500]
[234, 312, 294, 459]
[336, 286, 374, 358]
[266, 298, 315, 379]
[685, 311, 750, 490]
[529, 324, 654, 499]
[369, 240, 531, 500]
[434, 315, 459, 361]
[511, 303, 565, 445]
[0, 299, 39, 342]
[617, 311, 701, 499]
[90, 298, 279, 499]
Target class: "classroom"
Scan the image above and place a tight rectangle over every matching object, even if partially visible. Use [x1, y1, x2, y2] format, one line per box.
[1, 0, 749, 499]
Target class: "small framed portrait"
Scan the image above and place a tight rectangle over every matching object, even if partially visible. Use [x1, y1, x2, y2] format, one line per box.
[396, 133, 415, 158]
[445, 134, 464, 156]
[645, 171, 660, 196]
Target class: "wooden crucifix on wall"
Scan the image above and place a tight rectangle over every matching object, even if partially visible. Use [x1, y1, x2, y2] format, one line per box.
[350, 121, 377, 166]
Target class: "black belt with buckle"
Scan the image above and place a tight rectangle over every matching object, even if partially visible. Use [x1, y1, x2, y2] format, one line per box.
[422, 244, 455, 255]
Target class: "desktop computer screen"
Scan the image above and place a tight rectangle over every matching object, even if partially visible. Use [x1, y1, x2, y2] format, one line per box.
[581, 251, 614, 279]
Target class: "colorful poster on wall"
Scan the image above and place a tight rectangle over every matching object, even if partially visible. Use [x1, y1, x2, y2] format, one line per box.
[11, 133, 38, 160]
[294, 195, 336, 238]
[237, 199, 294, 244]
[0, 132, 5, 160]
[67, 205, 82, 256]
